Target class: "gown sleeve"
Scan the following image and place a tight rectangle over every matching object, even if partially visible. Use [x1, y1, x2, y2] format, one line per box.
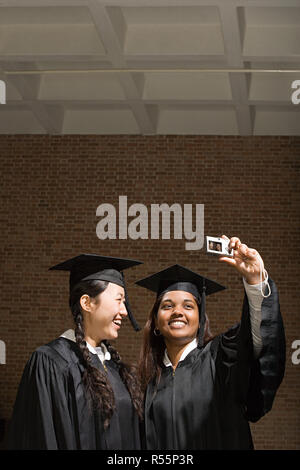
[216, 277, 286, 423]
[7, 346, 76, 449]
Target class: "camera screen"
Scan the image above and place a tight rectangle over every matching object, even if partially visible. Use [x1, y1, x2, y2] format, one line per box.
[208, 241, 222, 252]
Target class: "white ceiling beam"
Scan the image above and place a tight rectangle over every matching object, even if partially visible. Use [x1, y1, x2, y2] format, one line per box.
[243, 57, 300, 64]
[1, 0, 300, 6]
[5, 99, 297, 108]
[219, 5, 254, 135]
[0, 56, 109, 64]
[99, 0, 300, 5]
[88, 1, 125, 65]
[1, 56, 298, 68]
[0, 1, 87, 6]
[6, 74, 41, 100]
[30, 102, 64, 134]
[4, 98, 298, 107]
[88, 0, 157, 134]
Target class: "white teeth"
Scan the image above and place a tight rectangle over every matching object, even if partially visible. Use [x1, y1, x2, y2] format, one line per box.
[169, 321, 186, 325]
[113, 320, 121, 325]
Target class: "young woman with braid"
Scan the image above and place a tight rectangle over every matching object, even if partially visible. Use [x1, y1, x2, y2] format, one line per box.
[8, 254, 143, 450]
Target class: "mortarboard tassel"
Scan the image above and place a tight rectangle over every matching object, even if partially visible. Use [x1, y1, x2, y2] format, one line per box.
[197, 283, 206, 348]
[121, 272, 141, 332]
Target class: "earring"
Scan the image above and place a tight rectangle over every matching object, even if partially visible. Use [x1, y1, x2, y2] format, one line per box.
[154, 328, 161, 337]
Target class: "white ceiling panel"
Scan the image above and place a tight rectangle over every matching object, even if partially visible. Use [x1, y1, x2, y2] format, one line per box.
[125, 24, 224, 55]
[254, 108, 300, 135]
[0, 108, 45, 133]
[143, 72, 232, 101]
[0, 6, 93, 24]
[39, 73, 126, 100]
[63, 107, 140, 133]
[119, 6, 220, 25]
[157, 106, 238, 134]
[0, 25, 106, 55]
[249, 73, 300, 102]
[244, 7, 300, 26]
[243, 7, 300, 57]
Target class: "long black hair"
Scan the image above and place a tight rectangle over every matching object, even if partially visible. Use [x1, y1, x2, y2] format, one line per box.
[69, 280, 143, 428]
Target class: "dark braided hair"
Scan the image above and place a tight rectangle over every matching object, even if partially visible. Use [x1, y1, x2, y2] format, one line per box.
[103, 340, 144, 423]
[69, 280, 143, 429]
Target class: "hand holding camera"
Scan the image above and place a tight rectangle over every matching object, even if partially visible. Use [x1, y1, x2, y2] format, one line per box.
[206, 234, 265, 285]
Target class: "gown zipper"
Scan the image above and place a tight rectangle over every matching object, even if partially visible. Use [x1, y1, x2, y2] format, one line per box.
[171, 366, 177, 449]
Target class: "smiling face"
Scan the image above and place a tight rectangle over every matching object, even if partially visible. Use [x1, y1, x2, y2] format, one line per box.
[81, 282, 128, 345]
[155, 290, 200, 346]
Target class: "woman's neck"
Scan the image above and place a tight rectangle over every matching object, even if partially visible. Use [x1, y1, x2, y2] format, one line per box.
[84, 333, 101, 348]
[165, 338, 195, 370]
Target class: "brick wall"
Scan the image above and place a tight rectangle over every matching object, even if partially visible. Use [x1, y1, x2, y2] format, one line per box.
[0, 135, 299, 449]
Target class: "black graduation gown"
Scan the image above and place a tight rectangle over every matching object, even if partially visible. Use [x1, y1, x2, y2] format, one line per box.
[7, 337, 141, 450]
[145, 278, 285, 450]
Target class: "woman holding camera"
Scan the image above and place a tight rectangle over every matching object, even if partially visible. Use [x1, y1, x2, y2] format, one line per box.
[137, 236, 285, 450]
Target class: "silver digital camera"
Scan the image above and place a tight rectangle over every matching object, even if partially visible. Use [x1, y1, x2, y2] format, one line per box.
[205, 236, 234, 257]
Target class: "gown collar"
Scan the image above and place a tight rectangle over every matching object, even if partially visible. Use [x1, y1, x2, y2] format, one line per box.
[60, 329, 111, 363]
[163, 337, 198, 368]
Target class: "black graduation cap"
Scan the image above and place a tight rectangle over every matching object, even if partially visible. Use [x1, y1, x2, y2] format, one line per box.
[135, 264, 226, 346]
[49, 254, 142, 331]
